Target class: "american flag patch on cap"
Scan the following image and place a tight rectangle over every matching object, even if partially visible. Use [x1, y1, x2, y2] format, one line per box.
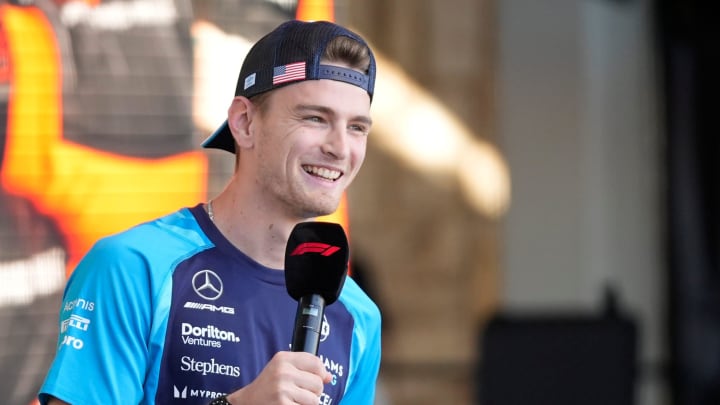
[273, 62, 306, 85]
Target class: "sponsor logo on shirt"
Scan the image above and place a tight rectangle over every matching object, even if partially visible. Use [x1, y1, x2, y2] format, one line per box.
[180, 356, 241, 377]
[192, 269, 223, 300]
[184, 269, 236, 314]
[319, 352, 346, 402]
[60, 335, 84, 350]
[181, 322, 240, 348]
[173, 385, 227, 400]
[61, 314, 90, 333]
[320, 392, 334, 405]
[183, 302, 235, 315]
[320, 315, 330, 342]
[173, 385, 187, 399]
[320, 354, 345, 379]
[63, 297, 95, 312]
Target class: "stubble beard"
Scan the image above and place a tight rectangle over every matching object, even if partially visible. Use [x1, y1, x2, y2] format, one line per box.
[290, 188, 340, 219]
[260, 170, 341, 220]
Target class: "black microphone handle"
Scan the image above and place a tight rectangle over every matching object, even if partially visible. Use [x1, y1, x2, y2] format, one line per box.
[291, 294, 326, 354]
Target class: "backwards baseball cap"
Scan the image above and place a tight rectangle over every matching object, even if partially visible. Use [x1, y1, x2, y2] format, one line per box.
[202, 20, 377, 153]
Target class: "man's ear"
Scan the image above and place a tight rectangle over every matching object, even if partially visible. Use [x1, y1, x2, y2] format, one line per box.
[227, 96, 256, 149]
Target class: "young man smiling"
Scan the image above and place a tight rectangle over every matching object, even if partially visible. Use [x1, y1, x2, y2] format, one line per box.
[39, 20, 381, 405]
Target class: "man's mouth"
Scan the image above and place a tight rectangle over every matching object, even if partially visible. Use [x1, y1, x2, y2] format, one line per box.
[302, 165, 341, 181]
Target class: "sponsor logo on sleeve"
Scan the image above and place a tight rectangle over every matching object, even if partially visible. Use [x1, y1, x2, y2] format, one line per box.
[60, 335, 84, 350]
[61, 314, 91, 333]
[63, 297, 95, 312]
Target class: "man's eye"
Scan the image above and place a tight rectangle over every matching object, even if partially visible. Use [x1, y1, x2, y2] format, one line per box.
[305, 116, 323, 123]
[349, 124, 369, 134]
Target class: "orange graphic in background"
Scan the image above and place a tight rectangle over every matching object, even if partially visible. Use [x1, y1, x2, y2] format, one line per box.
[295, 0, 334, 22]
[0, 5, 207, 275]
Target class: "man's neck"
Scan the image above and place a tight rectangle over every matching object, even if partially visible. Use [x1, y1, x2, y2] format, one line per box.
[208, 191, 299, 270]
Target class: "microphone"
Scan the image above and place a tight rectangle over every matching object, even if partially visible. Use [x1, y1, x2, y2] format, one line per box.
[285, 222, 349, 354]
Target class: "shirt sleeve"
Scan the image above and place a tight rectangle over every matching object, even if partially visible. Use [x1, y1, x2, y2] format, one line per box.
[39, 236, 154, 405]
[339, 280, 382, 405]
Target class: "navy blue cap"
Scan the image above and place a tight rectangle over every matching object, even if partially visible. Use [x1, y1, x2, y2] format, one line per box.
[203, 20, 376, 153]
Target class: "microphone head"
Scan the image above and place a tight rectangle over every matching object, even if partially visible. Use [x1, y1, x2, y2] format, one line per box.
[285, 222, 349, 305]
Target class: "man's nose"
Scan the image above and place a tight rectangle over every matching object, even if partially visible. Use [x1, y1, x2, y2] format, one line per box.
[320, 126, 349, 159]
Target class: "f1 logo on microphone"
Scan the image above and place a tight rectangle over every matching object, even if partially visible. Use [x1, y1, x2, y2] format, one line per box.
[290, 243, 341, 257]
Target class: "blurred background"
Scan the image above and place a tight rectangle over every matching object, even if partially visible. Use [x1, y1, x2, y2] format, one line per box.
[0, 0, 717, 404]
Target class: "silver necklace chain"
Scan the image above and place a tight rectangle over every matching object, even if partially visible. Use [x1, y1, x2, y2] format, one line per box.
[207, 200, 215, 222]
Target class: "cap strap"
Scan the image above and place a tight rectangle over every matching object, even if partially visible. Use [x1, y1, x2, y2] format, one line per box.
[317, 64, 370, 92]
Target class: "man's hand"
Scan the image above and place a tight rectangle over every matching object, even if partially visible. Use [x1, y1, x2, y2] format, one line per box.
[226, 351, 332, 405]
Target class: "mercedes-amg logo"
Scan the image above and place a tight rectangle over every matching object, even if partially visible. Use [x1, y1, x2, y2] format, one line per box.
[192, 270, 223, 301]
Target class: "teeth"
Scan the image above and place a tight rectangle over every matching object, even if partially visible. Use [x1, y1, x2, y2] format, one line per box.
[303, 165, 341, 181]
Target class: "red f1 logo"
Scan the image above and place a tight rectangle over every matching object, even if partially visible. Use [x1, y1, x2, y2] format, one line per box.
[290, 243, 341, 257]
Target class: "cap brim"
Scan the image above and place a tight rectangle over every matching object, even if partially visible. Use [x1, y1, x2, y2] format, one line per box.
[202, 120, 236, 153]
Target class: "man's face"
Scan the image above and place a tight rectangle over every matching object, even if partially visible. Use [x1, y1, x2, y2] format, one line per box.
[250, 77, 372, 219]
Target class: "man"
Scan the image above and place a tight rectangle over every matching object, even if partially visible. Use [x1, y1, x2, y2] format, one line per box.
[39, 19, 381, 405]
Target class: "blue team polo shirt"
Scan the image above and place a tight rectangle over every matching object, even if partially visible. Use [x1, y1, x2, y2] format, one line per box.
[39, 205, 381, 405]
